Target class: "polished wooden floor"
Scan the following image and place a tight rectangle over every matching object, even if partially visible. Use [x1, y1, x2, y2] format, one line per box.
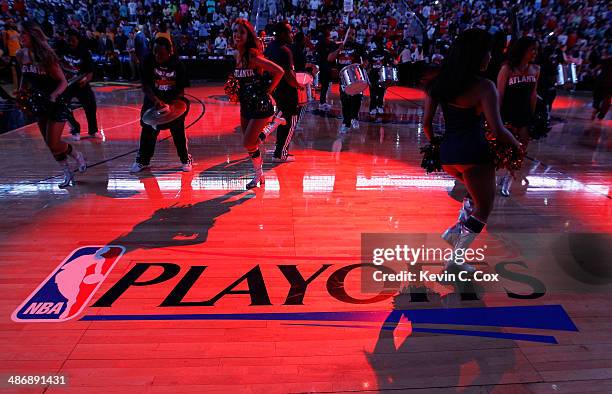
[0, 82, 611, 393]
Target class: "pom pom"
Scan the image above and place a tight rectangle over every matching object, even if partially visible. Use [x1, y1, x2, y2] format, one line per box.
[15, 90, 32, 113]
[486, 127, 526, 177]
[419, 136, 443, 174]
[15, 90, 50, 115]
[224, 74, 240, 103]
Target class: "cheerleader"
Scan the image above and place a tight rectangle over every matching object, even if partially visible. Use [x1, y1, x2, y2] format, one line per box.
[231, 19, 284, 189]
[16, 22, 86, 188]
[423, 29, 520, 273]
[497, 37, 539, 196]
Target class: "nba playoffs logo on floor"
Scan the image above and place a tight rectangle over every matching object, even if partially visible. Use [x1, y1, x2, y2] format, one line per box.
[12, 246, 125, 322]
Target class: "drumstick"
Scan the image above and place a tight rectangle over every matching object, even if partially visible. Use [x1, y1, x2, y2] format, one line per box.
[342, 27, 351, 47]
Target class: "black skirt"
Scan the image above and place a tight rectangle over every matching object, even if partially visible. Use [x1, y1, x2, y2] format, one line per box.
[239, 92, 274, 119]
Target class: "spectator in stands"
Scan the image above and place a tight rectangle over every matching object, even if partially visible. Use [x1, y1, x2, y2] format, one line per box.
[214, 31, 227, 54]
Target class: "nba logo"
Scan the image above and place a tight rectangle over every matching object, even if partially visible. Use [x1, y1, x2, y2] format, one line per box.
[12, 246, 125, 322]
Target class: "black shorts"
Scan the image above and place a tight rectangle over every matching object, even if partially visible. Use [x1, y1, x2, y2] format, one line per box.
[46, 100, 71, 122]
[440, 131, 492, 165]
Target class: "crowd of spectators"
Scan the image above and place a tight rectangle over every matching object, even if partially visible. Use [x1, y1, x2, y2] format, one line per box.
[0, 0, 609, 89]
[0, 0, 251, 83]
[268, 0, 611, 89]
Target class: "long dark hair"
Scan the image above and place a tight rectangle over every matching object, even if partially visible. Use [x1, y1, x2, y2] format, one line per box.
[507, 36, 537, 69]
[427, 28, 492, 103]
[19, 21, 59, 70]
[232, 18, 261, 68]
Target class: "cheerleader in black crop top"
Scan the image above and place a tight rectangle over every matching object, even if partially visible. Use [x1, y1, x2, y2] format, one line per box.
[17, 22, 87, 188]
[497, 37, 540, 197]
[232, 19, 284, 190]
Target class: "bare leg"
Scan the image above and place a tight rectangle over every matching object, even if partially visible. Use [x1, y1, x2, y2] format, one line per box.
[443, 165, 464, 183]
[243, 117, 271, 153]
[244, 117, 272, 189]
[440, 164, 494, 273]
[457, 164, 496, 222]
[45, 120, 70, 160]
[44, 120, 86, 186]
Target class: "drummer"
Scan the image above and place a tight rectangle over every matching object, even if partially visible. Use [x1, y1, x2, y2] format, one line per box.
[366, 35, 395, 117]
[130, 37, 193, 173]
[328, 26, 365, 133]
[264, 21, 304, 163]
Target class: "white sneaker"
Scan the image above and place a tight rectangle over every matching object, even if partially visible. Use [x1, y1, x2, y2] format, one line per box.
[441, 222, 462, 247]
[377, 107, 384, 114]
[339, 125, 350, 134]
[58, 167, 74, 188]
[130, 162, 150, 173]
[500, 175, 512, 197]
[351, 119, 359, 129]
[75, 151, 87, 173]
[458, 197, 474, 223]
[272, 155, 296, 163]
[71, 133, 81, 141]
[181, 155, 193, 172]
[369, 109, 377, 116]
[319, 103, 330, 111]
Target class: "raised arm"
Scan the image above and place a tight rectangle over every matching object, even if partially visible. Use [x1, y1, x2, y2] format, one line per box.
[327, 43, 343, 63]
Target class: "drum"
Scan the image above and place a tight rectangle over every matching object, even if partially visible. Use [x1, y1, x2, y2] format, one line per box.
[378, 66, 399, 87]
[556, 64, 565, 86]
[569, 63, 578, 84]
[296, 72, 314, 106]
[310, 64, 320, 76]
[339, 64, 369, 95]
[142, 99, 189, 129]
[557, 63, 578, 86]
[308, 64, 320, 87]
